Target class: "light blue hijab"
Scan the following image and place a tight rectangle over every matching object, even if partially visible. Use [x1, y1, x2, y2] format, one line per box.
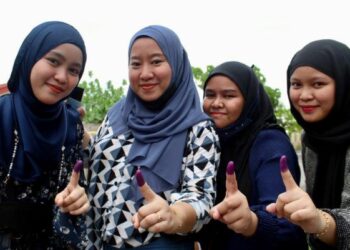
[108, 25, 209, 197]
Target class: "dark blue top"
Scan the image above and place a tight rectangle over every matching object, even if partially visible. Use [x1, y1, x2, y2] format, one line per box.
[198, 129, 308, 250]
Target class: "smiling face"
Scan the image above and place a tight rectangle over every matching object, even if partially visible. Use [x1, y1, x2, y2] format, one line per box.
[30, 43, 83, 105]
[128, 37, 172, 102]
[289, 66, 336, 123]
[203, 75, 245, 128]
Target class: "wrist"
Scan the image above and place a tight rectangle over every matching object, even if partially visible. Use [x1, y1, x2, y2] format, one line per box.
[313, 209, 330, 239]
[243, 211, 258, 237]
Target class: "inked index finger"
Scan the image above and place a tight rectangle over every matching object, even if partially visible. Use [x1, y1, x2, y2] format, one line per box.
[136, 168, 157, 202]
[69, 160, 83, 187]
[226, 161, 238, 196]
[279, 155, 298, 191]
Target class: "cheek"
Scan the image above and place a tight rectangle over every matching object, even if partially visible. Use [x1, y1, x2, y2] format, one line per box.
[289, 90, 299, 105]
[202, 100, 210, 113]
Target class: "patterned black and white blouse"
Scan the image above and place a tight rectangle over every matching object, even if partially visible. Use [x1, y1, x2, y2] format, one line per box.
[86, 118, 220, 249]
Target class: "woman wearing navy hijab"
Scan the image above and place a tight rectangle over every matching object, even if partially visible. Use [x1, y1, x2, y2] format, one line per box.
[0, 21, 89, 249]
[86, 25, 220, 249]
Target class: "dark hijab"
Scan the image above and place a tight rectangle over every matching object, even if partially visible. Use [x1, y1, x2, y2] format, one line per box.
[0, 21, 87, 183]
[108, 25, 209, 199]
[287, 39, 350, 208]
[204, 61, 283, 201]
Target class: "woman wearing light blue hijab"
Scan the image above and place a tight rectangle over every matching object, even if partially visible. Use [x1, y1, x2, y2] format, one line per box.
[0, 21, 89, 249]
[87, 25, 220, 249]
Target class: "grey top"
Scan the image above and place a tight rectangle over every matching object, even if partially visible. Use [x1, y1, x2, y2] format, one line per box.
[303, 144, 350, 250]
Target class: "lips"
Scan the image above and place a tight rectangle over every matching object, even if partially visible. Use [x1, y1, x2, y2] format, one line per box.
[47, 83, 64, 94]
[300, 106, 317, 113]
[210, 112, 226, 117]
[140, 83, 158, 90]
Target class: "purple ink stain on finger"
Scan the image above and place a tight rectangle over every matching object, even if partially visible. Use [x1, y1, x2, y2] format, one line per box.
[226, 161, 235, 175]
[73, 160, 83, 173]
[280, 155, 288, 172]
[136, 168, 145, 187]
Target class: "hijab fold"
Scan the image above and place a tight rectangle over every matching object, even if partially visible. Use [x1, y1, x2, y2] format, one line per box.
[0, 21, 86, 183]
[287, 39, 350, 208]
[108, 25, 209, 199]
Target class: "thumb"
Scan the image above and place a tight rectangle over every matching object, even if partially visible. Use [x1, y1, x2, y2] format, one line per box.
[136, 168, 157, 202]
[69, 160, 83, 187]
[279, 155, 298, 191]
[225, 161, 238, 196]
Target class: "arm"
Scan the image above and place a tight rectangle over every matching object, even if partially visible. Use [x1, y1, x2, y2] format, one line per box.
[249, 130, 307, 247]
[170, 121, 220, 232]
[132, 121, 220, 234]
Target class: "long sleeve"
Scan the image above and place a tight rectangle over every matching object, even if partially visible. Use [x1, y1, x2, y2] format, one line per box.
[246, 129, 308, 249]
[304, 145, 350, 250]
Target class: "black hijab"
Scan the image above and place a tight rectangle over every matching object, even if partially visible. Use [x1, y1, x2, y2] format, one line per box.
[287, 39, 350, 208]
[204, 61, 283, 201]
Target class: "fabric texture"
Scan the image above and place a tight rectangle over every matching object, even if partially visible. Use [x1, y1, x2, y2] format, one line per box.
[303, 145, 350, 250]
[107, 25, 209, 200]
[87, 118, 220, 249]
[198, 130, 307, 250]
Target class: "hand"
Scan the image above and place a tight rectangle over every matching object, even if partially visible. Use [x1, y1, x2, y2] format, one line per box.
[77, 106, 86, 119]
[55, 160, 90, 215]
[211, 162, 258, 236]
[133, 168, 181, 234]
[266, 155, 323, 234]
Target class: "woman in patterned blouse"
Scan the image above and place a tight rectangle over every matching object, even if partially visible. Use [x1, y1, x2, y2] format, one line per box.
[86, 25, 220, 249]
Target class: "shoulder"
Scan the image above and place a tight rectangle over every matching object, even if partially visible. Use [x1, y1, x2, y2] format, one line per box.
[251, 129, 298, 163]
[188, 120, 218, 141]
[253, 129, 293, 150]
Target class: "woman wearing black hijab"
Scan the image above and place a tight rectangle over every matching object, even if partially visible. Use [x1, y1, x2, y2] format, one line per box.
[267, 39, 350, 250]
[197, 61, 307, 249]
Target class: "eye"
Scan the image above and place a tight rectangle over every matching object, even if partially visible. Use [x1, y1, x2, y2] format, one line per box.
[223, 94, 234, 99]
[46, 57, 60, 66]
[290, 81, 302, 89]
[204, 91, 215, 98]
[313, 81, 326, 88]
[152, 59, 163, 65]
[69, 67, 81, 76]
[130, 61, 141, 69]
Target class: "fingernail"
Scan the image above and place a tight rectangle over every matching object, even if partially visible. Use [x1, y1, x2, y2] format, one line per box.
[73, 160, 83, 173]
[280, 155, 288, 172]
[226, 161, 235, 175]
[136, 168, 145, 186]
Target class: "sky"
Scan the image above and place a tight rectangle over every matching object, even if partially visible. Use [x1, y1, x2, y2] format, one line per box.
[1, 0, 349, 104]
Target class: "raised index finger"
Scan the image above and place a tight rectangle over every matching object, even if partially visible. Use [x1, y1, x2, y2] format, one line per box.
[279, 155, 298, 191]
[136, 168, 157, 202]
[226, 161, 238, 196]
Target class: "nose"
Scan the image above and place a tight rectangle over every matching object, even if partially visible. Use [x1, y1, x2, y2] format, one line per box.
[299, 87, 313, 101]
[54, 67, 68, 84]
[140, 65, 154, 81]
[212, 97, 224, 108]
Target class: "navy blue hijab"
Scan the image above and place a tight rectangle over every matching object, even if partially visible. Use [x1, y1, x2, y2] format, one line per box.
[108, 25, 209, 197]
[0, 21, 87, 183]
